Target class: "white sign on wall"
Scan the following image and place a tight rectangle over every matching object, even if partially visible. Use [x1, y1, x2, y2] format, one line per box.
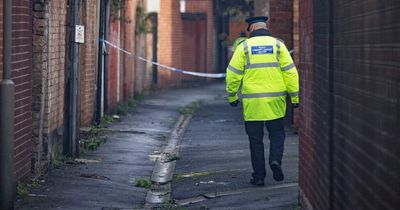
[180, 0, 186, 13]
[75, 25, 85, 43]
[147, 0, 160, 13]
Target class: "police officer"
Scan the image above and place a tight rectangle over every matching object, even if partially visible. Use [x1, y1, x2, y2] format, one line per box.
[232, 31, 247, 52]
[226, 16, 299, 186]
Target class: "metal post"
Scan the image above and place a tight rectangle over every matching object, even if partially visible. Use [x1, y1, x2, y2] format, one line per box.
[0, 0, 16, 209]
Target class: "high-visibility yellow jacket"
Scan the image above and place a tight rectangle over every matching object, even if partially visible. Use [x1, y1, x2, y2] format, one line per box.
[226, 33, 299, 121]
[232, 37, 247, 52]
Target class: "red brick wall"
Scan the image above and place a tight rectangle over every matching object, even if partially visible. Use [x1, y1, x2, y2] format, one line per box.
[79, 0, 100, 126]
[181, 19, 207, 82]
[157, 0, 183, 87]
[0, 1, 34, 181]
[292, 0, 299, 65]
[297, 0, 316, 209]
[186, 0, 214, 74]
[107, 0, 138, 110]
[31, 0, 68, 177]
[228, 21, 247, 43]
[299, 0, 400, 209]
[123, 0, 137, 99]
[331, 1, 399, 209]
[108, 18, 121, 109]
[268, 0, 293, 49]
[157, 0, 215, 87]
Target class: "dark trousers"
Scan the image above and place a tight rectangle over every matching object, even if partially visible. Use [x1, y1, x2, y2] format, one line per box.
[245, 118, 285, 180]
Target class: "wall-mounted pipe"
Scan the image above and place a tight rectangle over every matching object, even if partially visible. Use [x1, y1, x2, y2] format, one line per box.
[0, 0, 16, 209]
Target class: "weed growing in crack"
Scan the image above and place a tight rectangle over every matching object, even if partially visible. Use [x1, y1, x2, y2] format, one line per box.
[166, 153, 181, 162]
[293, 203, 302, 210]
[173, 171, 217, 182]
[79, 137, 107, 151]
[134, 177, 152, 189]
[158, 201, 185, 210]
[178, 100, 203, 115]
[16, 183, 29, 198]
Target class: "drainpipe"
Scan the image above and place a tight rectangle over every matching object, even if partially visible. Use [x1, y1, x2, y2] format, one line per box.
[151, 13, 158, 84]
[328, 0, 336, 209]
[104, 0, 109, 113]
[96, 0, 106, 123]
[0, 0, 16, 209]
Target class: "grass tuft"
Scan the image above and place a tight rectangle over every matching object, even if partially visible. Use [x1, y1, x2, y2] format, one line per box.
[134, 177, 152, 189]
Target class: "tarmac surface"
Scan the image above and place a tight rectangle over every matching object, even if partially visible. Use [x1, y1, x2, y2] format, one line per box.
[16, 82, 299, 210]
[171, 86, 299, 210]
[17, 83, 223, 210]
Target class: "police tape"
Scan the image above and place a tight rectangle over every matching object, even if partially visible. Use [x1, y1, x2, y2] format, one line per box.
[101, 39, 226, 78]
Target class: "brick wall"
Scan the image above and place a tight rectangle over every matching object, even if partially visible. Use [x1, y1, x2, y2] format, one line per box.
[228, 21, 247, 43]
[108, 18, 121, 109]
[79, 0, 100, 126]
[32, 0, 68, 177]
[157, 0, 215, 87]
[299, 0, 400, 209]
[299, 0, 343, 209]
[268, 0, 293, 49]
[135, 0, 152, 93]
[123, 0, 137, 99]
[157, 0, 183, 87]
[0, 1, 34, 181]
[296, 1, 316, 209]
[32, 0, 49, 177]
[331, 0, 400, 209]
[106, 0, 155, 110]
[186, 0, 214, 74]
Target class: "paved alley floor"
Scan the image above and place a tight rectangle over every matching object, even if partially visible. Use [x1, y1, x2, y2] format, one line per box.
[171, 90, 299, 210]
[16, 82, 299, 210]
[17, 83, 224, 210]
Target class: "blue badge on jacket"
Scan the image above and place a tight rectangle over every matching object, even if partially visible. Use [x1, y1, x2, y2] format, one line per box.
[251, 45, 274, 54]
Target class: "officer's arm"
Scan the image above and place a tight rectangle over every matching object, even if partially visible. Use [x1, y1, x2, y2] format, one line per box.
[226, 43, 245, 102]
[278, 41, 299, 104]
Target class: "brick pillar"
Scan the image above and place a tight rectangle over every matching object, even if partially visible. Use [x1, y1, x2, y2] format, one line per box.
[11, 0, 34, 180]
[268, 0, 293, 48]
[297, 0, 315, 208]
[158, 0, 183, 87]
[123, 0, 137, 99]
[79, 0, 100, 127]
[31, 0, 68, 178]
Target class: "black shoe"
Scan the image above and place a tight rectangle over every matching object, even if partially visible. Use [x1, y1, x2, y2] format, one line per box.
[250, 177, 265, 186]
[270, 161, 284, 181]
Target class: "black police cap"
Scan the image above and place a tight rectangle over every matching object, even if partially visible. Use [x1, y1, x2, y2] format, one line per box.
[245, 16, 269, 31]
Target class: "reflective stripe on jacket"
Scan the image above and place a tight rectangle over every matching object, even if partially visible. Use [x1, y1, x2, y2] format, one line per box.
[226, 35, 299, 121]
[232, 37, 247, 52]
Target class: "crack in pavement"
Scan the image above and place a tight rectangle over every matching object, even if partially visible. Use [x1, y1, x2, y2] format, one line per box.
[175, 182, 299, 206]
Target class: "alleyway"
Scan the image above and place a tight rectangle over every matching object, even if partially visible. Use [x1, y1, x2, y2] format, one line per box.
[16, 83, 299, 210]
[1, 1, 399, 210]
